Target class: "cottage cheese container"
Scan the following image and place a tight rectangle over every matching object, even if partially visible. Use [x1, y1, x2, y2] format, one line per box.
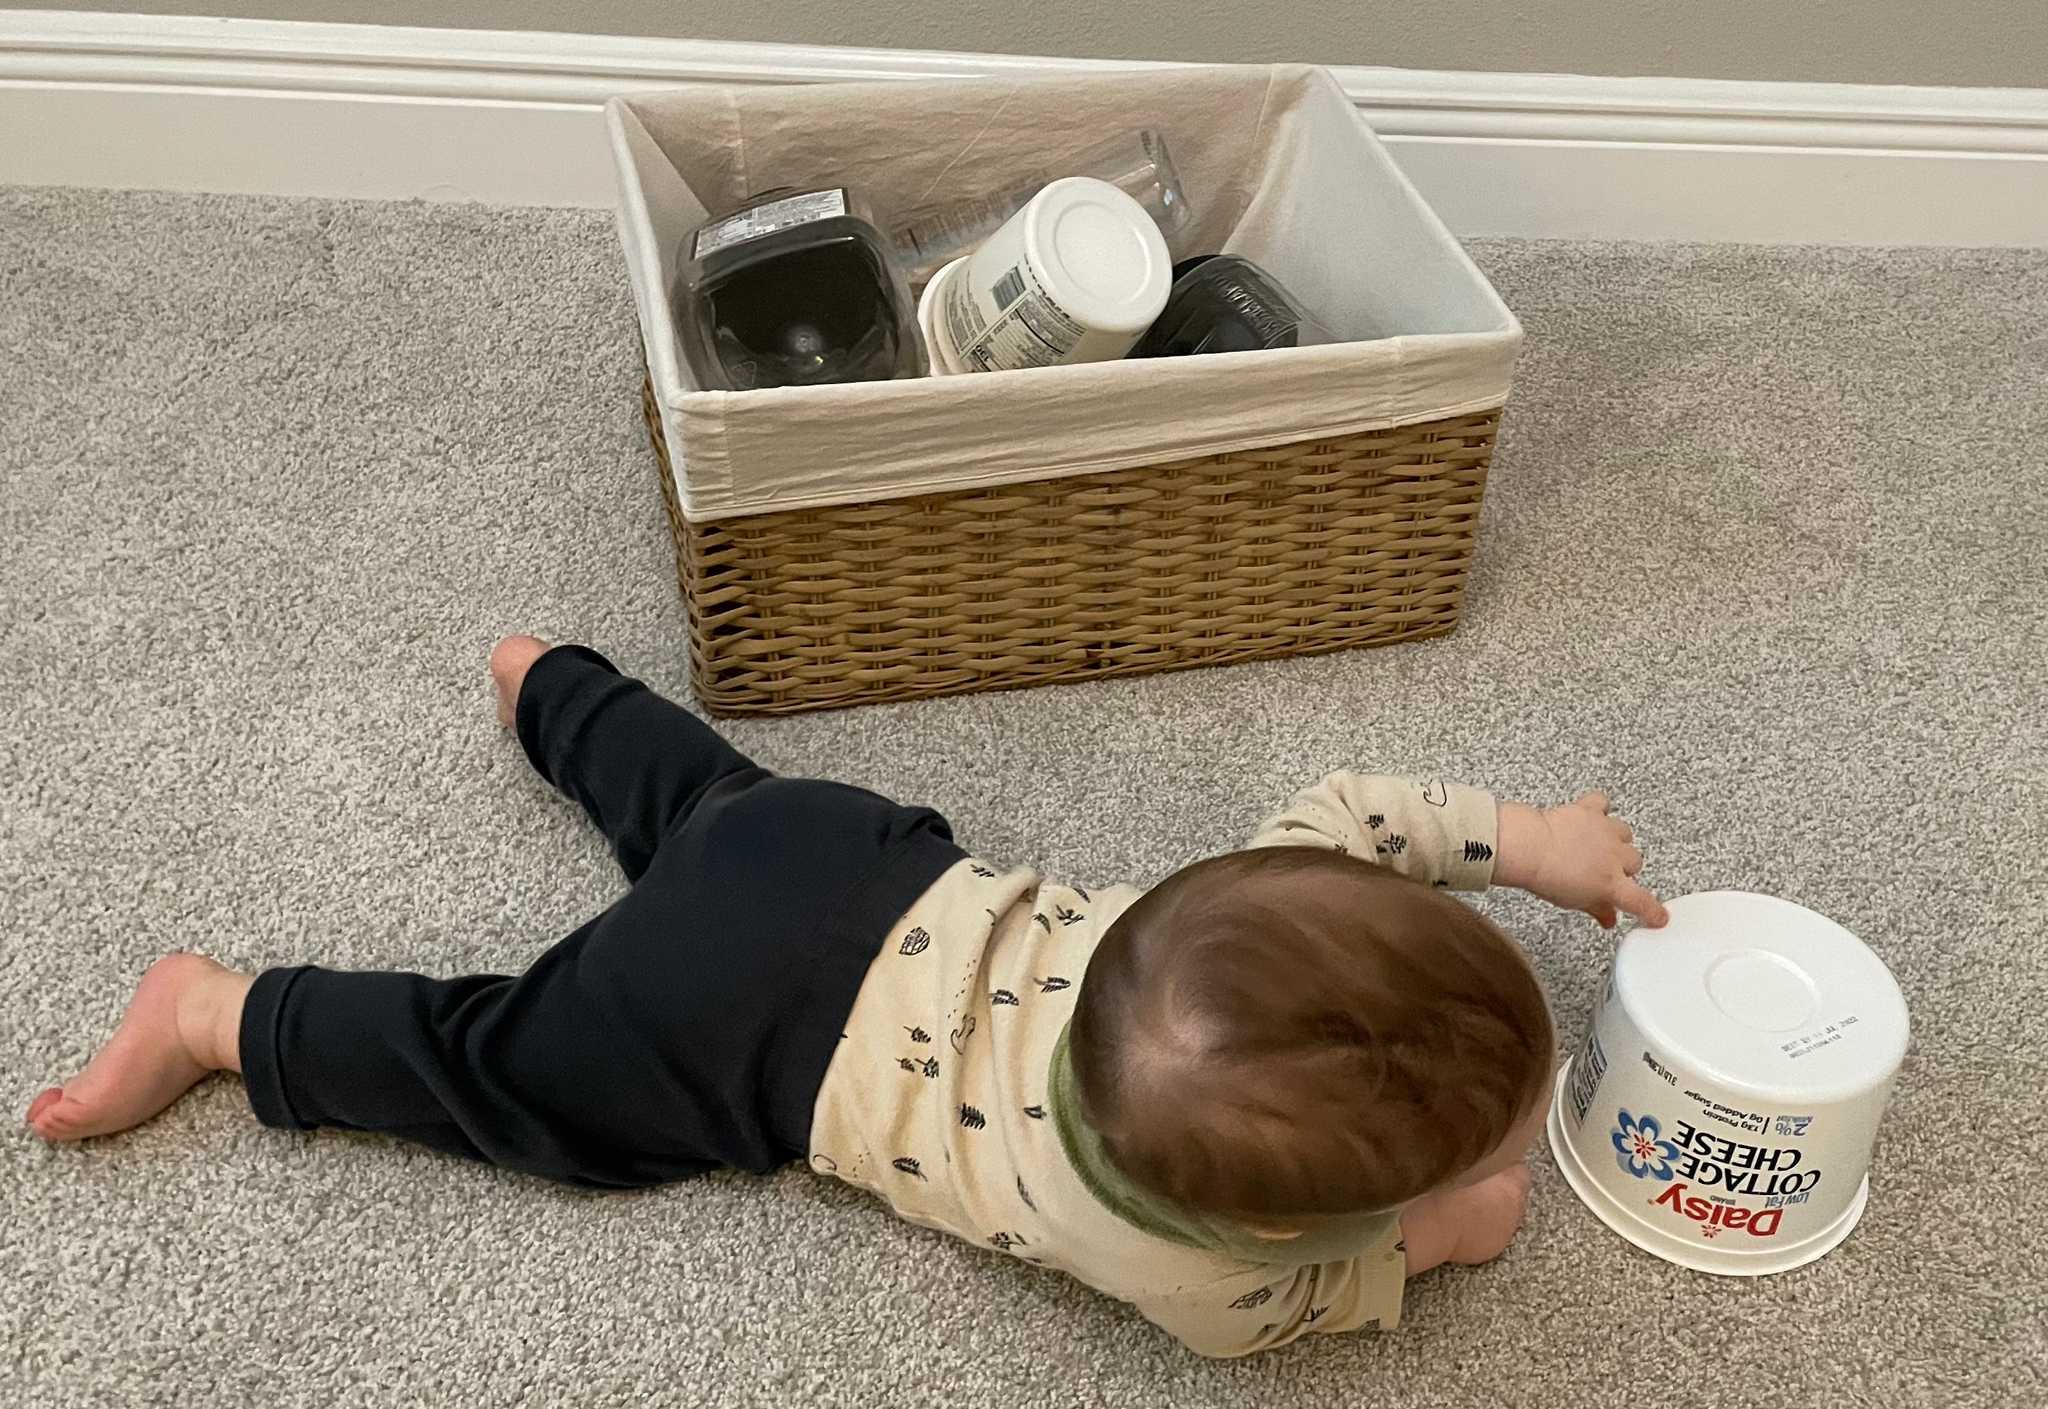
[1548, 891, 1910, 1275]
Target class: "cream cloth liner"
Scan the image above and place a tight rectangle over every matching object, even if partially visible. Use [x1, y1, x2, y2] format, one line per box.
[609, 65, 1520, 523]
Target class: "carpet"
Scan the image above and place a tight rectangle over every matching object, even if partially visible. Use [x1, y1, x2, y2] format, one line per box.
[3, 186, 2043, 1407]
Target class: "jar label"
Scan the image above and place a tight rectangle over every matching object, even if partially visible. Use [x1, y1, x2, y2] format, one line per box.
[695, 189, 848, 259]
[946, 260, 1086, 373]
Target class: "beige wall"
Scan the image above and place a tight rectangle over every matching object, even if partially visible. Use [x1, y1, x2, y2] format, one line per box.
[18, 0, 2048, 88]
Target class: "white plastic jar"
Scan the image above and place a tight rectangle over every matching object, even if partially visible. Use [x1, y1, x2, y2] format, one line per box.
[920, 176, 1171, 375]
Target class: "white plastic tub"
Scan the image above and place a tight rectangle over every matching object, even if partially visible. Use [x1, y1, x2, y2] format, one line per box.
[1548, 891, 1911, 1275]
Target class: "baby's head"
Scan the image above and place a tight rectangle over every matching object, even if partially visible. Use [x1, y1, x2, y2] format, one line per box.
[1069, 847, 1554, 1225]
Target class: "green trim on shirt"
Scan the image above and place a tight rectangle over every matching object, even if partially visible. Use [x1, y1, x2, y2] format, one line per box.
[1049, 1022, 1216, 1251]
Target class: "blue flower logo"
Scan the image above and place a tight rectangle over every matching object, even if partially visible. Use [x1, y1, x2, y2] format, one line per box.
[1611, 1109, 1680, 1181]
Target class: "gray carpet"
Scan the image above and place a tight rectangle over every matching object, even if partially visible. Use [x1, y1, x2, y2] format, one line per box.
[3, 186, 2043, 1408]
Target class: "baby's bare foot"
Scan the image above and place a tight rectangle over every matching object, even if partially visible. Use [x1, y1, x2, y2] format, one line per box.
[25, 953, 252, 1143]
[490, 635, 551, 730]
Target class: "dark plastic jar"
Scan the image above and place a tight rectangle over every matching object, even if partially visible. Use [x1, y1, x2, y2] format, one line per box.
[674, 187, 926, 391]
[1128, 255, 1334, 358]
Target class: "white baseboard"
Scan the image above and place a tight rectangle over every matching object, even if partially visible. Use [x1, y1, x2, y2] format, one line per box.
[3, 11, 2046, 244]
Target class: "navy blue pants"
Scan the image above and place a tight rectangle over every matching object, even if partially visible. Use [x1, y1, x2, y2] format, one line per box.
[237, 646, 963, 1188]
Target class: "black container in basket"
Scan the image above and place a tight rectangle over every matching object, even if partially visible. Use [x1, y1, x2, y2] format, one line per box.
[673, 187, 926, 391]
[1130, 255, 1336, 358]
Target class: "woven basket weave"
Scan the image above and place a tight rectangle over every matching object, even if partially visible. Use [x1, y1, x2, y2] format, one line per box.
[643, 377, 1495, 716]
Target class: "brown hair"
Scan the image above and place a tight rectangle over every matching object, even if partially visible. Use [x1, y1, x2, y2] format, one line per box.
[1068, 847, 1554, 1219]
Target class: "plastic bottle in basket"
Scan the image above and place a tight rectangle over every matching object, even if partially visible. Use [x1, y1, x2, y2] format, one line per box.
[673, 187, 927, 392]
[889, 131, 1190, 290]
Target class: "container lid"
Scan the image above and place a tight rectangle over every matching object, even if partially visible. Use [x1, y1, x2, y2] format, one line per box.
[1021, 177, 1172, 336]
[1615, 891, 1910, 1104]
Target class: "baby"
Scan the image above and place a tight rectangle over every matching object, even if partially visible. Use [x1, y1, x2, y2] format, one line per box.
[27, 639, 1667, 1357]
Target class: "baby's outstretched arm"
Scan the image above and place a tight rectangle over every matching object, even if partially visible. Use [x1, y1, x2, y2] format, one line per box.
[1249, 773, 1667, 928]
[1246, 774, 1503, 890]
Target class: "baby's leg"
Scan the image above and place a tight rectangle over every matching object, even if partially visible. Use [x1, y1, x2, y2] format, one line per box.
[27, 644, 765, 1165]
[492, 637, 756, 882]
[26, 954, 252, 1141]
[225, 876, 766, 1184]
[32, 643, 908, 1174]
[31, 887, 736, 1182]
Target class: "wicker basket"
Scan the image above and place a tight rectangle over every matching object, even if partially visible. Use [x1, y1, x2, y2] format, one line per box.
[643, 377, 1495, 716]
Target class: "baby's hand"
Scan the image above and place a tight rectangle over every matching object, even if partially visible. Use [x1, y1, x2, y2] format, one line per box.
[1498, 793, 1669, 930]
[1448, 1163, 1533, 1266]
[1401, 1163, 1533, 1274]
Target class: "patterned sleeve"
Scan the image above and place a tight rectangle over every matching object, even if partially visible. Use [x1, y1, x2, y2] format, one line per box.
[1245, 773, 1500, 891]
[1130, 1229, 1407, 1358]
